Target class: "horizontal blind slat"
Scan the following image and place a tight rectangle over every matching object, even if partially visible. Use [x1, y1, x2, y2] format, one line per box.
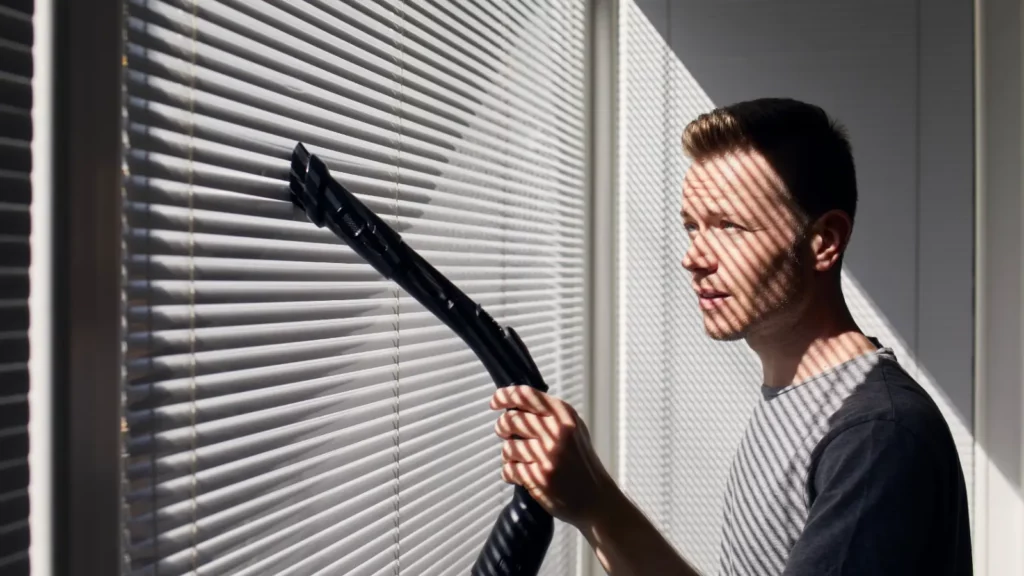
[127, 313, 578, 363]
[125, 4, 584, 178]
[335, 0, 586, 115]
[124, 351, 579, 459]
[402, 507, 502, 576]
[126, 428, 494, 555]
[125, 190, 584, 246]
[127, 302, 576, 348]
[127, 291, 580, 329]
[126, 318, 569, 382]
[125, 334, 578, 407]
[250, 0, 586, 127]
[410, 0, 584, 93]
[123, 120, 585, 220]
[127, 278, 580, 305]
[116, 343, 549, 418]
[127, 411, 487, 528]
[320, 493, 503, 576]
[128, 0, 586, 158]
[125, 349, 561, 439]
[129, 430, 502, 570]
[126, 254, 570, 282]
[124, 79, 585, 204]
[128, 227, 586, 266]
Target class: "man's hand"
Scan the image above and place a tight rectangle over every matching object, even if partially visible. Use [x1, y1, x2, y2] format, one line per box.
[490, 386, 701, 575]
[490, 385, 611, 528]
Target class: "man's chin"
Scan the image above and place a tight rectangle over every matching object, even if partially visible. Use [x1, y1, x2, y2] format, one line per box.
[703, 318, 747, 342]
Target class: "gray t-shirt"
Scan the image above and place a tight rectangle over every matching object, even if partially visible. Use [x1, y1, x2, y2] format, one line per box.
[717, 341, 972, 575]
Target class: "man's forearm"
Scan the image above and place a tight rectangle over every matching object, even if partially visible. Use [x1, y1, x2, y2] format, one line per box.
[582, 477, 702, 576]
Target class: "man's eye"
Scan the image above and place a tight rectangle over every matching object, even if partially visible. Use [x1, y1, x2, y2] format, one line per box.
[720, 221, 745, 231]
[683, 223, 698, 233]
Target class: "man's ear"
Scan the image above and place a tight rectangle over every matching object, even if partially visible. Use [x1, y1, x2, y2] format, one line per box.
[809, 210, 853, 273]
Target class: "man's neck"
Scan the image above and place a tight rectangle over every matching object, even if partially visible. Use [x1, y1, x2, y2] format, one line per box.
[747, 290, 879, 389]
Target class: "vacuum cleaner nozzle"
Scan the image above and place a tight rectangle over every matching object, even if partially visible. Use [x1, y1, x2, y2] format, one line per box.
[286, 141, 554, 575]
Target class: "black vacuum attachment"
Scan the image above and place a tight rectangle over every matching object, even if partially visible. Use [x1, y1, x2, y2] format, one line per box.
[288, 142, 554, 575]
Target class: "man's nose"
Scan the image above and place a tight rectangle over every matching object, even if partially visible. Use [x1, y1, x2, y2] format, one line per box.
[682, 233, 717, 273]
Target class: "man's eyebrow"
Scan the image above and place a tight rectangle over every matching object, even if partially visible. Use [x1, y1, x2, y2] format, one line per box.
[681, 206, 728, 219]
[680, 208, 702, 220]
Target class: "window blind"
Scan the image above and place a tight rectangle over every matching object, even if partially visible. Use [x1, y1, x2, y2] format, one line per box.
[0, 0, 34, 573]
[616, 2, 759, 573]
[121, 1, 587, 575]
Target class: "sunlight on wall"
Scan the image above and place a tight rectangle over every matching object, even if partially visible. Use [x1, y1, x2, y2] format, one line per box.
[616, 2, 975, 572]
[841, 274, 975, 520]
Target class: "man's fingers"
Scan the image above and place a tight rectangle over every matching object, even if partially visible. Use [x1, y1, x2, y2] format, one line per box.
[490, 385, 552, 414]
[501, 461, 547, 489]
[501, 461, 525, 485]
[501, 438, 548, 464]
[494, 410, 543, 439]
[491, 387, 580, 431]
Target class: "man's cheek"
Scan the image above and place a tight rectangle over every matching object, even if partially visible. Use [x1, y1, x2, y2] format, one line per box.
[722, 260, 765, 296]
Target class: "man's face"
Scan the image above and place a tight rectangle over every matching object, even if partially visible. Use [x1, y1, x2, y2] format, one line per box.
[681, 150, 809, 341]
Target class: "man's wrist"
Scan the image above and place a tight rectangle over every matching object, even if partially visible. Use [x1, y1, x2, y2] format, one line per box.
[580, 468, 627, 537]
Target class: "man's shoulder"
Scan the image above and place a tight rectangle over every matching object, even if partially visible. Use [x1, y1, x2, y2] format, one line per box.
[813, 357, 959, 468]
[789, 356, 973, 576]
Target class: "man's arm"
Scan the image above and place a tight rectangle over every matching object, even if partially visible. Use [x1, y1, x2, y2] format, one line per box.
[783, 419, 952, 575]
[583, 475, 703, 576]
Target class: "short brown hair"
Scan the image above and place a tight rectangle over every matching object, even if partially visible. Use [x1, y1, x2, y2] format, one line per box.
[682, 98, 858, 224]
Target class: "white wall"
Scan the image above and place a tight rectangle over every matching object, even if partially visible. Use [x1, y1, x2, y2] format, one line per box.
[975, 0, 1024, 572]
[615, 0, 976, 572]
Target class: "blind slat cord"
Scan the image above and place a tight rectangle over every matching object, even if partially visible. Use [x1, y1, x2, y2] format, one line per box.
[389, 2, 406, 573]
[187, 0, 201, 572]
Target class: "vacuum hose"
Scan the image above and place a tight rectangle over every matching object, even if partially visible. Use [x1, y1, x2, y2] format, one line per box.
[288, 143, 554, 575]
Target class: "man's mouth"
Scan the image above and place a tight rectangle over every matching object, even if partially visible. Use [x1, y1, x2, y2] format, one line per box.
[696, 289, 731, 310]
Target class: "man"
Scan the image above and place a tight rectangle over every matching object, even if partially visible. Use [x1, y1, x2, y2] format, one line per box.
[490, 98, 972, 575]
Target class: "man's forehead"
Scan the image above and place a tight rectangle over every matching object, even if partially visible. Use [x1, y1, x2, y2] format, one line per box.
[682, 151, 784, 203]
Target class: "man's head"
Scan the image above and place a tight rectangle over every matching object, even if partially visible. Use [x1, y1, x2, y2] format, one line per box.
[680, 98, 857, 342]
